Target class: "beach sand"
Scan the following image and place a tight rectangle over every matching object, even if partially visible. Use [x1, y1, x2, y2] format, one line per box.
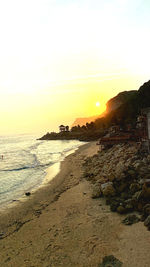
[0, 141, 150, 267]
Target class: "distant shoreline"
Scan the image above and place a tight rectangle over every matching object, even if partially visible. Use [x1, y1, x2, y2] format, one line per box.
[38, 130, 102, 142]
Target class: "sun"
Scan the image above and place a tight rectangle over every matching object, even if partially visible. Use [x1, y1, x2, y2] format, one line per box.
[96, 101, 100, 107]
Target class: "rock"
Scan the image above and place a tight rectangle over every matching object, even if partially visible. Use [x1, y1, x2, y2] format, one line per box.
[106, 198, 111, 205]
[125, 203, 134, 212]
[117, 205, 127, 214]
[120, 192, 129, 200]
[130, 183, 141, 194]
[25, 192, 31, 196]
[110, 201, 119, 212]
[101, 182, 115, 197]
[122, 214, 140, 225]
[113, 179, 128, 194]
[132, 190, 143, 201]
[0, 232, 5, 239]
[115, 162, 125, 176]
[91, 185, 102, 198]
[142, 181, 150, 199]
[99, 255, 123, 267]
[147, 155, 150, 162]
[143, 204, 150, 216]
[127, 169, 136, 177]
[142, 157, 148, 164]
[140, 178, 150, 184]
[141, 204, 150, 221]
[133, 162, 142, 170]
[144, 215, 150, 229]
[136, 202, 144, 212]
[108, 173, 115, 181]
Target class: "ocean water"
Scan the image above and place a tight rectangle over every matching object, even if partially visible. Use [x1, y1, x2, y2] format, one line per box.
[0, 134, 84, 208]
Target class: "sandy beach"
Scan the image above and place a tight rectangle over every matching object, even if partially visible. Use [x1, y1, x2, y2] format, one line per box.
[0, 141, 150, 267]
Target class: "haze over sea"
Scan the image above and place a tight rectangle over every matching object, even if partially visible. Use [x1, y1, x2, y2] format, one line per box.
[0, 134, 84, 208]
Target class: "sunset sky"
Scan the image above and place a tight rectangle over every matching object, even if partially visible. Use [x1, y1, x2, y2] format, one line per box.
[0, 0, 150, 134]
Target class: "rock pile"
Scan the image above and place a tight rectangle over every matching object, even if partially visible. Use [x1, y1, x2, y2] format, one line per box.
[83, 143, 150, 230]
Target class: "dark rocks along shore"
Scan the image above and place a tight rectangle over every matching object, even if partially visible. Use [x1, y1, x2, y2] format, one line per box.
[83, 143, 150, 230]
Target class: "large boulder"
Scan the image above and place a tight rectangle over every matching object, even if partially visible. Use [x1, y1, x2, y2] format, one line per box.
[141, 204, 150, 221]
[101, 182, 115, 197]
[122, 214, 140, 225]
[117, 205, 127, 214]
[142, 181, 150, 199]
[99, 255, 123, 267]
[130, 183, 141, 194]
[144, 215, 150, 230]
[92, 184, 102, 198]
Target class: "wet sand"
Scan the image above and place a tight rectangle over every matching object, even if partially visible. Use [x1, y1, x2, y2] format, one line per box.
[0, 141, 150, 267]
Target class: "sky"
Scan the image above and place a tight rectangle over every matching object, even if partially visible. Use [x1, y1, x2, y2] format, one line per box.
[0, 0, 150, 135]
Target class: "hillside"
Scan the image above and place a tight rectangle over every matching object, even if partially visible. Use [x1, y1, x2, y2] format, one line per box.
[103, 80, 150, 127]
[106, 90, 137, 113]
[71, 113, 105, 127]
[72, 90, 137, 127]
[40, 79, 150, 141]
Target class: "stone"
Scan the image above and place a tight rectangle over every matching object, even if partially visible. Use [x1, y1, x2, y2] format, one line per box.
[113, 179, 128, 194]
[120, 192, 129, 200]
[117, 205, 126, 214]
[143, 204, 150, 216]
[101, 182, 115, 197]
[127, 169, 136, 177]
[137, 202, 143, 212]
[132, 190, 143, 201]
[147, 155, 150, 162]
[141, 204, 150, 221]
[144, 215, 150, 228]
[133, 162, 142, 169]
[91, 185, 102, 199]
[115, 162, 125, 176]
[99, 255, 123, 267]
[122, 214, 140, 225]
[139, 178, 150, 185]
[130, 183, 141, 194]
[110, 201, 119, 212]
[125, 203, 134, 212]
[108, 173, 116, 181]
[142, 181, 150, 199]
[142, 158, 148, 164]
[0, 232, 5, 239]
[25, 192, 31, 196]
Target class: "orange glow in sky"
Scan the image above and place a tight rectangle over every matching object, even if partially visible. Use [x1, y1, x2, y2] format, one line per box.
[0, 0, 150, 134]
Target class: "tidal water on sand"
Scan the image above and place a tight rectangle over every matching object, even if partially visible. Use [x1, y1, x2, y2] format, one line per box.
[0, 134, 84, 207]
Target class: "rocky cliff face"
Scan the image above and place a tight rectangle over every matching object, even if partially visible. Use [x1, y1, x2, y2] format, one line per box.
[71, 90, 137, 127]
[106, 90, 137, 113]
[71, 112, 106, 127]
[71, 80, 150, 128]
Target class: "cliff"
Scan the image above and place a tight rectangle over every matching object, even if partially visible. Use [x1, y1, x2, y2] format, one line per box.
[40, 79, 150, 141]
[71, 112, 105, 127]
[72, 90, 137, 127]
[106, 90, 137, 113]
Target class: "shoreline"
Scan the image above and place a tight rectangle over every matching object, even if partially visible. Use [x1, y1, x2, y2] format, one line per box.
[0, 142, 95, 227]
[0, 141, 150, 266]
[0, 143, 85, 213]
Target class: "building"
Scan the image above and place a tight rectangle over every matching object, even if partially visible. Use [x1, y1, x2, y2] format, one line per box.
[59, 125, 69, 132]
[99, 108, 150, 152]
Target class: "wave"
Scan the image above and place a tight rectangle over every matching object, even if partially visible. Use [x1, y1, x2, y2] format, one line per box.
[0, 161, 57, 173]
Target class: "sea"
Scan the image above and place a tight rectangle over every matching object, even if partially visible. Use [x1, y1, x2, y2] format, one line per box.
[0, 134, 85, 208]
